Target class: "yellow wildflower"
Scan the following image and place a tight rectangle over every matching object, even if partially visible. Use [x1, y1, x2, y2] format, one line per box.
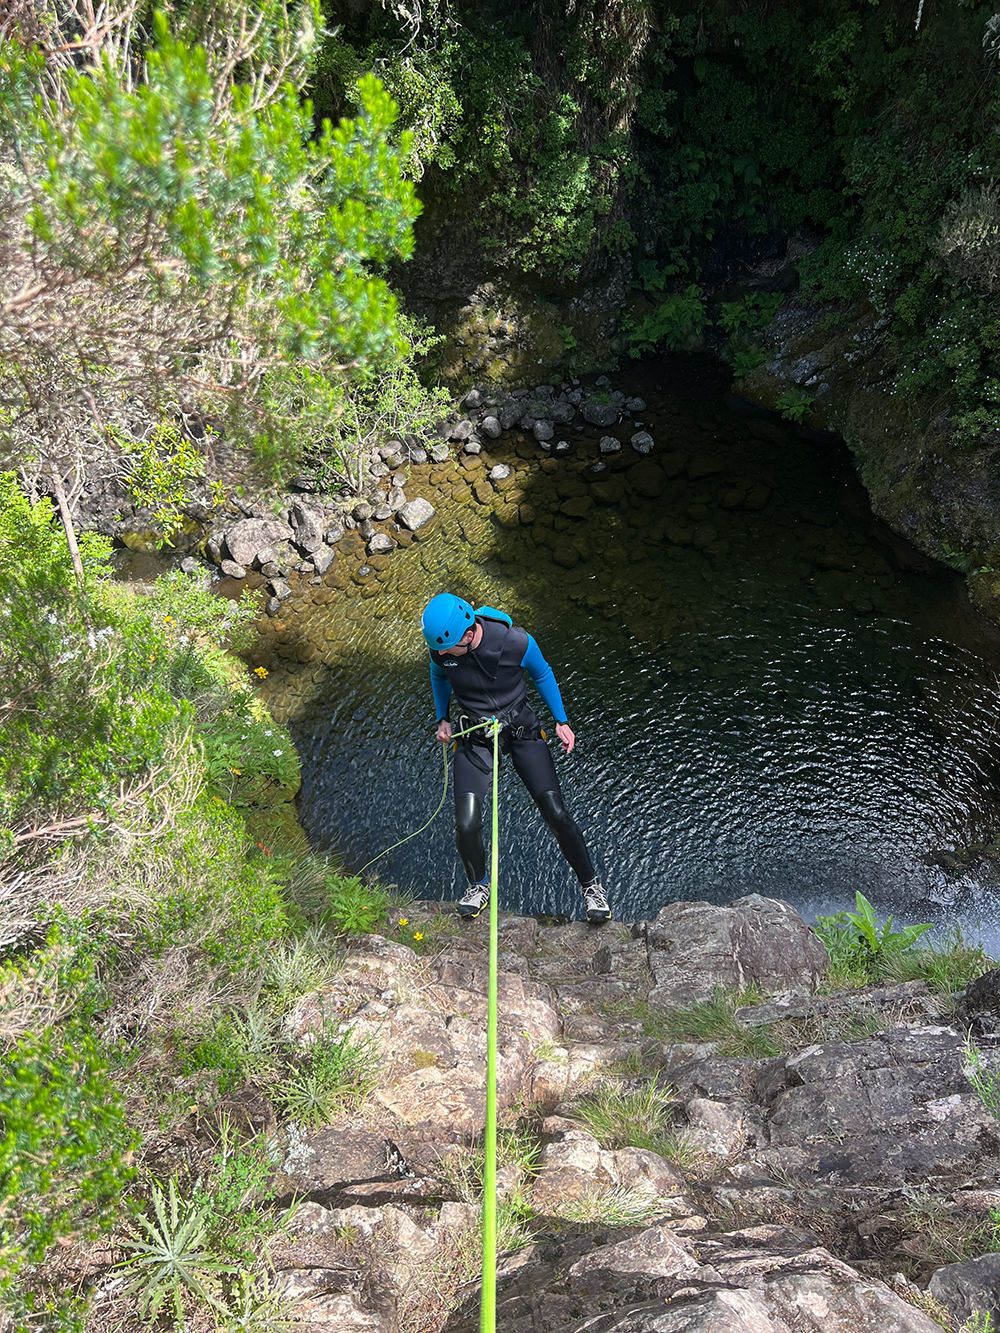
[163, 614, 175, 625]
[229, 766, 242, 775]
[398, 917, 409, 927]
[413, 931, 424, 942]
[254, 666, 268, 679]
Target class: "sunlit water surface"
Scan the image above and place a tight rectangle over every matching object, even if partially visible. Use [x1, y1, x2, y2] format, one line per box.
[252, 359, 1000, 947]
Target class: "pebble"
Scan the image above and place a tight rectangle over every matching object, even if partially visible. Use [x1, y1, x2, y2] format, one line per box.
[599, 435, 622, 454]
[631, 430, 655, 455]
[429, 443, 450, 463]
[489, 464, 511, 482]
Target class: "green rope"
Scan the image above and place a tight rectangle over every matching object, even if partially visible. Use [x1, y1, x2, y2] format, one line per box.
[354, 718, 497, 877]
[481, 716, 500, 1333]
[355, 715, 503, 1330]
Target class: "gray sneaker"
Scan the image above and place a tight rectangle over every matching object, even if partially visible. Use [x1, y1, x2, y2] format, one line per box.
[457, 881, 490, 918]
[582, 879, 611, 924]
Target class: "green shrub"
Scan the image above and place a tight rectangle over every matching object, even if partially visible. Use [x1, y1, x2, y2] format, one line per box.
[815, 892, 933, 988]
[775, 387, 813, 423]
[624, 285, 705, 357]
[275, 1025, 378, 1127]
[323, 874, 389, 936]
[111, 419, 210, 542]
[0, 1022, 135, 1305]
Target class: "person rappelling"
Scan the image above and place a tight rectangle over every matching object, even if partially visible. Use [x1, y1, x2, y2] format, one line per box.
[420, 592, 611, 924]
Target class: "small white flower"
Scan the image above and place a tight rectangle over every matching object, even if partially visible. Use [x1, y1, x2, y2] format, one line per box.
[273, 749, 283, 756]
[264, 730, 273, 736]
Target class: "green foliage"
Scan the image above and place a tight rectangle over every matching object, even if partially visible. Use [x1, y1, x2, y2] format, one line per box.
[0, 1022, 135, 1304]
[558, 1183, 664, 1228]
[719, 292, 783, 337]
[570, 1080, 695, 1164]
[323, 874, 389, 936]
[0, 471, 192, 830]
[730, 344, 766, 378]
[624, 285, 705, 357]
[965, 1044, 1000, 1120]
[275, 1025, 378, 1127]
[175, 1009, 278, 1094]
[815, 892, 933, 988]
[265, 313, 450, 493]
[883, 930, 991, 997]
[200, 709, 300, 807]
[119, 1177, 235, 1327]
[118, 1123, 290, 1329]
[0, 6, 419, 473]
[112, 420, 209, 542]
[775, 387, 813, 423]
[259, 934, 340, 1011]
[650, 987, 780, 1059]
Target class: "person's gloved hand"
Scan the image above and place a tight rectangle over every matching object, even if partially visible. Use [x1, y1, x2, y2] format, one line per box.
[555, 722, 575, 754]
[436, 720, 453, 743]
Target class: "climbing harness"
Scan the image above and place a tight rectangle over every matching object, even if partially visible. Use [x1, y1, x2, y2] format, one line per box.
[355, 716, 503, 1331]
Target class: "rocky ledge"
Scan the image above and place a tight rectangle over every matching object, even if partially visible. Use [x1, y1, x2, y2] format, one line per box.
[261, 894, 1000, 1332]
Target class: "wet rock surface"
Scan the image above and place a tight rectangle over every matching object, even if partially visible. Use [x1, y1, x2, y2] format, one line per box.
[265, 899, 1000, 1331]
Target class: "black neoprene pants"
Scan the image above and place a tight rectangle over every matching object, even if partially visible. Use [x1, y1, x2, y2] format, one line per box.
[455, 787, 596, 886]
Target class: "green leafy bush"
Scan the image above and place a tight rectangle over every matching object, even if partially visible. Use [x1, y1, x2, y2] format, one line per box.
[624, 285, 705, 357]
[815, 892, 933, 987]
[775, 387, 813, 423]
[275, 1025, 378, 1127]
[323, 874, 389, 936]
[0, 5, 418, 478]
[112, 420, 210, 542]
[0, 1022, 136, 1304]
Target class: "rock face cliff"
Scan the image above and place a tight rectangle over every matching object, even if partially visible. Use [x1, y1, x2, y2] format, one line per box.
[265, 895, 1000, 1332]
[741, 302, 1000, 625]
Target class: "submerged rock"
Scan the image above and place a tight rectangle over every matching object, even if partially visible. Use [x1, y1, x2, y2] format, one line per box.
[582, 400, 620, 427]
[397, 498, 436, 531]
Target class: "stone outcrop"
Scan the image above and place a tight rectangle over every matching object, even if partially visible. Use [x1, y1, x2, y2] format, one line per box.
[264, 898, 1000, 1331]
[741, 298, 1000, 622]
[646, 894, 829, 1006]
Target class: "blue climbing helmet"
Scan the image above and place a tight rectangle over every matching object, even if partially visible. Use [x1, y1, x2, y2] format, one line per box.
[421, 592, 475, 649]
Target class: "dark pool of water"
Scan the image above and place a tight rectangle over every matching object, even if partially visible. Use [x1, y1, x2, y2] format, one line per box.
[257, 358, 1000, 946]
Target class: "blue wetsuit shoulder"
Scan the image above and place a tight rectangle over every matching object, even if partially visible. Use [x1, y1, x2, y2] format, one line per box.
[520, 633, 568, 724]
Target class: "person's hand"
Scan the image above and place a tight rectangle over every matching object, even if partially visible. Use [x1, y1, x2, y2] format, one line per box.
[555, 722, 575, 754]
[436, 719, 453, 743]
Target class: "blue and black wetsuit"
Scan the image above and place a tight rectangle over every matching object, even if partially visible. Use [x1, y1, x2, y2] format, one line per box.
[429, 608, 597, 886]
